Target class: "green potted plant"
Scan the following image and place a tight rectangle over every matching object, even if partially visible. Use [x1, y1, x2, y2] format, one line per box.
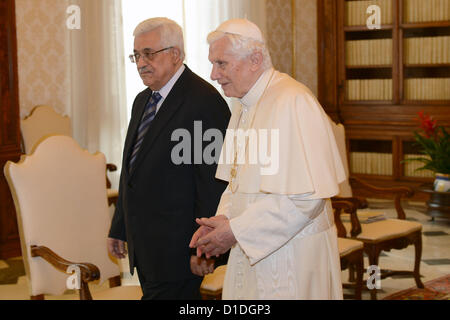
[406, 111, 450, 192]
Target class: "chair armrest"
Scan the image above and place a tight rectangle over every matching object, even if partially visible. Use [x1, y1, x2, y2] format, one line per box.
[331, 200, 362, 238]
[349, 177, 414, 220]
[332, 196, 368, 209]
[30, 245, 100, 300]
[350, 177, 414, 196]
[105, 163, 118, 189]
[106, 163, 117, 172]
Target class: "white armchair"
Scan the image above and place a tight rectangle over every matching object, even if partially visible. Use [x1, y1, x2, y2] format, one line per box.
[4, 135, 141, 300]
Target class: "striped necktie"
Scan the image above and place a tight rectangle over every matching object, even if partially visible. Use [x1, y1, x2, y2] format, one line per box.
[129, 92, 162, 171]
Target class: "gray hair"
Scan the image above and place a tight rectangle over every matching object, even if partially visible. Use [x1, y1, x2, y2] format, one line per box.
[134, 17, 185, 60]
[207, 31, 273, 70]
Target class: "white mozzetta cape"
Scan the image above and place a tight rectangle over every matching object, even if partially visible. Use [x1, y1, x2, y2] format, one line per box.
[216, 68, 346, 198]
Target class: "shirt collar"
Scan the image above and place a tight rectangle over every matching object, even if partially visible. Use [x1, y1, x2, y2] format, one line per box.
[239, 68, 275, 107]
[153, 64, 186, 100]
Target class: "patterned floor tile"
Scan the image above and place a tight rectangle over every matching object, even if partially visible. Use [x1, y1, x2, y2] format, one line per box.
[422, 259, 450, 265]
[422, 231, 449, 236]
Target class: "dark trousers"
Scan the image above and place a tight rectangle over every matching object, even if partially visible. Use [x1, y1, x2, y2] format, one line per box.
[135, 257, 202, 300]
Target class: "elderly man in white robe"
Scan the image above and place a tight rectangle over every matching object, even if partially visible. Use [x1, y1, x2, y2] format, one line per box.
[190, 19, 346, 300]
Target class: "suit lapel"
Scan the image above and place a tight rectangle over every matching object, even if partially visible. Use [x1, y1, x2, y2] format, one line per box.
[128, 67, 191, 179]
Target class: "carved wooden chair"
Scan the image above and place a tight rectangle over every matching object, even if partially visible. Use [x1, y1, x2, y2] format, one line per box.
[3, 136, 142, 300]
[330, 121, 424, 300]
[20, 105, 118, 206]
[332, 200, 364, 300]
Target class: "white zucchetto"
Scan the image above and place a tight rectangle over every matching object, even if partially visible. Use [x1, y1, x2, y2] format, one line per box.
[214, 18, 265, 43]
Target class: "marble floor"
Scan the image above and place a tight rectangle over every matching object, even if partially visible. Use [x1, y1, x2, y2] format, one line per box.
[0, 199, 449, 300]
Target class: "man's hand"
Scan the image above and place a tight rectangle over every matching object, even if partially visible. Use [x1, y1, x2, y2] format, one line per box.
[107, 237, 127, 259]
[190, 222, 215, 257]
[193, 215, 236, 259]
[189, 215, 227, 257]
[190, 255, 215, 276]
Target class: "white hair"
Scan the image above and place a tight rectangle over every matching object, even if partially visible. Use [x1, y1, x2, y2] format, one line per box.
[207, 31, 273, 70]
[134, 17, 185, 60]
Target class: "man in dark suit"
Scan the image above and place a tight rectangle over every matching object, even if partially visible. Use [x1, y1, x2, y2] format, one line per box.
[107, 17, 230, 300]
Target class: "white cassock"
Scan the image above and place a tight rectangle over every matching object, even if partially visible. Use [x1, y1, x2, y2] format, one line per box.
[215, 68, 347, 300]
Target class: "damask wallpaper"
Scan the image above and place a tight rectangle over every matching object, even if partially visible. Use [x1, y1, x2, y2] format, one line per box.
[266, 0, 293, 76]
[294, 0, 318, 96]
[15, 0, 70, 119]
[266, 0, 318, 96]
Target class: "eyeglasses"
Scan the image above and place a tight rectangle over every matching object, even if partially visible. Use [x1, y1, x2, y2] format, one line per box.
[129, 47, 173, 63]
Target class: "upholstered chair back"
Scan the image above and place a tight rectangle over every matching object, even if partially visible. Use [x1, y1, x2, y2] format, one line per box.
[4, 136, 118, 296]
[329, 119, 353, 197]
[21, 105, 72, 154]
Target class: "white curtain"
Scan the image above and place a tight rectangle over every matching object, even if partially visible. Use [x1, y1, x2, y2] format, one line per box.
[68, 0, 128, 189]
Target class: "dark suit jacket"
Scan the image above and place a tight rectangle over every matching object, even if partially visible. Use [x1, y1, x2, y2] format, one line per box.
[109, 66, 230, 282]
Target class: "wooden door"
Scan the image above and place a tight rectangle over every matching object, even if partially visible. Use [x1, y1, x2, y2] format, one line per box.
[0, 0, 21, 259]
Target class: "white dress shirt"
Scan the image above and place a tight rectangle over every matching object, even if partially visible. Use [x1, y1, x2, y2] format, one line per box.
[153, 64, 185, 114]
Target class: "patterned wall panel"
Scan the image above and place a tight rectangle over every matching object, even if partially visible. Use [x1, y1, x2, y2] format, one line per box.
[15, 0, 70, 118]
[266, 0, 293, 76]
[266, 0, 318, 96]
[295, 0, 318, 96]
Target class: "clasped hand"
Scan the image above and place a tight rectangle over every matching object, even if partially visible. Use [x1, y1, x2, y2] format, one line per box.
[189, 215, 236, 259]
